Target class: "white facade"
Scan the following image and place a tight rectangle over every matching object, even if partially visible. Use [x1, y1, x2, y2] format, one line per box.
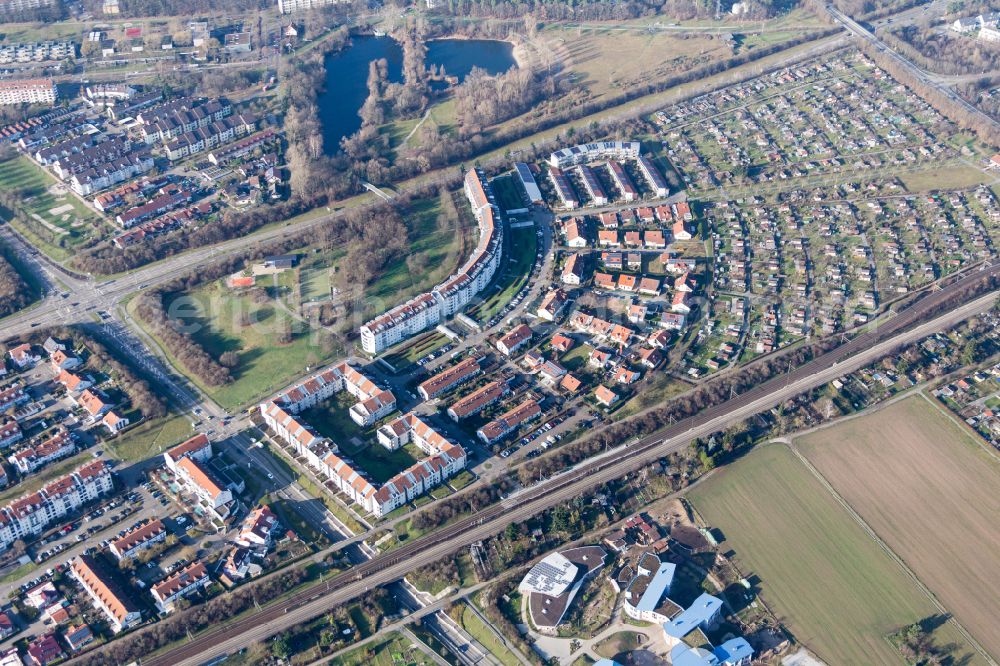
[360, 169, 503, 353]
[0, 78, 56, 106]
[548, 141, 641, 169]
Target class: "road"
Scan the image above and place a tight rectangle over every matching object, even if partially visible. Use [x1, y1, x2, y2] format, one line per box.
[130, 261, 1000, 666]
[825, 3, 1000, 134]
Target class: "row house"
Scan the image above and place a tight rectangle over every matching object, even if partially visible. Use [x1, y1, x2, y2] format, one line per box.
[109, 519, 166, 561]
[114, 189, 193, 228]
[51, 135, 132, 178]
[447, 380, 510, 421]
[163, 113, 256, 161]
[69, 151, 154, 196]
[34, 134, 97, 166]
[112, 202, 209, 249]
[477, 399, 542, 445]
[417, 358, 481, 400]
[137, 98, 232, 144]
[0, 381, 29, 412]
[70, 555, 141, 633]
[0, 422, 22, 448]
[150, 561, 210, 613]
[208, 128, 277, 165]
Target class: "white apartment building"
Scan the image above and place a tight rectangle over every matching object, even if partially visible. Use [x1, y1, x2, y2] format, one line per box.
[277, 0, 339, 13]
[0, 79, 56, 106]
[548, 141, 641, 169]
[360, 169, 503, 353]
[0, 461, 112, 550]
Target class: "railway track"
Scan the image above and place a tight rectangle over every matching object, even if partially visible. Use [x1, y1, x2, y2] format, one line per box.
[126, 262, 999, 666]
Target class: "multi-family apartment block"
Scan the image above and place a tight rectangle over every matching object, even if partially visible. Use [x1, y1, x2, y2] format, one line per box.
[359, 168, 503, 353]
[0, 79, 56, 106]
[0, 461, 112, 550]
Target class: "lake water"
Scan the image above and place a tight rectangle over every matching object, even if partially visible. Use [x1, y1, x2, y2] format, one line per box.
[317, 36, 516, 153]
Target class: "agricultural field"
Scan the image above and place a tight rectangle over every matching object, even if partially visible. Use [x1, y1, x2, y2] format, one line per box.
[798, 395, 1000, 661]
[689, 444, 984, 666]
[0, 156, 106, 261]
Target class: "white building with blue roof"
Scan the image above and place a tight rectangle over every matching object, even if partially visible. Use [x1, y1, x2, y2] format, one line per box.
[669, 637, 753, 666]
[662, 592, 724, 646]
[622, 552, 678, 623]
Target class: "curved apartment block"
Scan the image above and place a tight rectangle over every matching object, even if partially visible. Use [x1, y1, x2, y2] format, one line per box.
[359, 168, 504, 354]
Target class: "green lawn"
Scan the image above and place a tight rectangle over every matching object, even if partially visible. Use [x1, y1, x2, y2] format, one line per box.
[898, 164, 991, 192]
[689, 444, 973, 666]
[491, 175, 527, 213]
[300, 392, 373, 447]
[150, 281, 342, 410]
[448, 470, 475, 491]
[0, 156, 105, 261]
[468, 226, 536, 323]
[455, 602, 521, 666]
[105, 413, 195, 463]
[365, 195, 471, 314]
[382, 332, 450, 369]
[341, 440, 423, 484]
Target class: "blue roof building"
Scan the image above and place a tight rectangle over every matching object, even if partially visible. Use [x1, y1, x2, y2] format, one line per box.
[670, 644, 719, 666]
[623, 553, 678, 623]
[713, 638, 754, 666]
[662, 593, 724, 640]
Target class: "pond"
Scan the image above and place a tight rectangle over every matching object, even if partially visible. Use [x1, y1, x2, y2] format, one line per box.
[317, 36, 517, 154]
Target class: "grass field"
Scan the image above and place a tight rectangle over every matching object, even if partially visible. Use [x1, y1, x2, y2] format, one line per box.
[689, 444, 982, 666]
[455, 602, 521, 666]
[105, 414, 194, 463]
[798, 396, 1000, 661]
[546, 27, 731, 104]
[155, 281, 341, 410]
[0, 156, 104, 261]
[898, 164, 992, 192]
[467, 226, 536, 323]
[364, 195, 471, 313]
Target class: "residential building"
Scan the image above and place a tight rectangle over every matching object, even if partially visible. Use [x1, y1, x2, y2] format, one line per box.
[595, 385, 619, 407]
[8, 343, 40, 368]
[496, 324, 533, 356]
[63, 624, 94, 652]
[175, 457, 233, 514]
[163, 433, 212, 473]
[607, 160, 638, 201]
[477, 399, 541, 445]
[637, 155, 669, 197]
[537, 289, 569, 321]
[0, 382, 29, 413]
[236, 505, 279, 548]
[577, 164, 609, 205]
[360, 169, 503, 353]
[562, 253, 585, 285]
[417, 358, 480, 400]
[25, 633, 64, 666]
[150, 562, 210, 613]
[0, 79, 56, 106]
[0, 422, 22, 449]
[622, 552, 677, 623]
[447, 380, 509, 421]
[662, 592, 723, 647]
[548, 141, 641, 168]
[9, 428, 75, 475]
[277, 0, 339, 13]
[70, 555, 141, 633]
[0, 461, 112, 550]
[109, 519, 166, 561]
[548, 167, 579, 209]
